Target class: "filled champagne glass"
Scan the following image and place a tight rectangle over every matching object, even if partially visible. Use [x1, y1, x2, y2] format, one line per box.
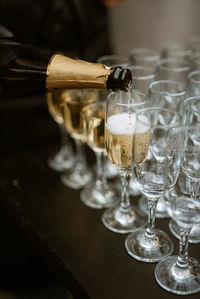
[101, 90, 147, 234]
[80, 100, 118, 208]
[61, 89, 95, 189]
[46, 90, 74, 171]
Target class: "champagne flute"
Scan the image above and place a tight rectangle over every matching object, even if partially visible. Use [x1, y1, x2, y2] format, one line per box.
[61, 89, 94, 189]
[139, 80, 186, 218]
[129, 48, 160, 70]
[46, 90, 74, 171]
[156, 58, 191, 87]
[161, 42, 192, 60]
[155, 97, 200, 294]
[101, 90, 147, 234]
[80, 100, 118, 208]
[125, 107, 183, 262]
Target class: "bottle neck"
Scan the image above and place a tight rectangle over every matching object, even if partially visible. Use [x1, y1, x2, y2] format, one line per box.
[46, 54, 112, 90]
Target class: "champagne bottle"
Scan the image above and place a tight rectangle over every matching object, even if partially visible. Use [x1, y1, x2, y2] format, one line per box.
[0, 38, 132, 97]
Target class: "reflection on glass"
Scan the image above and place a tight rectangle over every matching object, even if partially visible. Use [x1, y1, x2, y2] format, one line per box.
[46, 90, 74, 171]
[61, 89, 95, 189]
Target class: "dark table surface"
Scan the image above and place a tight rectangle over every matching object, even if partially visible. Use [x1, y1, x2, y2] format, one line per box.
[0, 94, 200, 299]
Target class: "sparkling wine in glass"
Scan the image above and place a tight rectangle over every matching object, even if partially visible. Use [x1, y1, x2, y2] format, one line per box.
[97, 54, 129, 180]
[101, 90, 147, 233]
[80, 100, 118, 208]
[46, 90, 74, 171]
[61, 89, 95, 189]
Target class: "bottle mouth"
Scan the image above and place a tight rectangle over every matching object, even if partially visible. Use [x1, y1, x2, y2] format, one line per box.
[106, 66, 132, 92]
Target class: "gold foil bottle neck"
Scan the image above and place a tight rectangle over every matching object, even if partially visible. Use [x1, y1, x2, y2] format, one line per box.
[46, 54, 112, 90]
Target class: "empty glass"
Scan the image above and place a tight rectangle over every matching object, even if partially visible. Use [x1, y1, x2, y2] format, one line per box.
[187, 70, 200, 96]
[129, 48, 160, 70]
[156, 58, 191, 87]
[170, 72, 200, 243]
[46, 90, 74, 171]
[138, 80, 186, 218]
[155, 97, 200, 295]
[102, 90, 147, 233]
[161, 42, 192, 60]
[125, 107, 183, 262]
[128, 65, 157, 95]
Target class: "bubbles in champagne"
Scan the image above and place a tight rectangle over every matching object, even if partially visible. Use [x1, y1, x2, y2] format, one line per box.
[105, 112, 136, 170]
[105, 113, 150, 170]
[134, 115, 150, 164]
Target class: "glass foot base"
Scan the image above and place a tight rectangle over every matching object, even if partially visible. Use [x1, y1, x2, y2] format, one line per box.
[80, 183, 119, 209]
[61, 168, 93, 189]
[47, 146, 74, 172]
[138, 196, 169, 219]
[169, 219, 200, 244]
[125, 228, 173, 263]
[155, 256, 200, 295]
[101, 205, 146, 234]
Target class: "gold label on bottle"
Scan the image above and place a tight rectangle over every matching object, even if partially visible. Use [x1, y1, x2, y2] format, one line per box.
[46, 54, 112, 90]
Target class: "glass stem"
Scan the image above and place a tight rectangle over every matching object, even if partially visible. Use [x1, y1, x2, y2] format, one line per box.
[58, 123, 68, 147]
[75, 139, 86, 170]
[176, 227, 191, 269]
[119, 172, 131, 213]
[145, 198, 158, 238]
[95, 152, 105, 188]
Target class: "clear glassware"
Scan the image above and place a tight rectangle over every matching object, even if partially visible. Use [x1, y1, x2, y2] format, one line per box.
[97, 54, 129, 180]
[138, 80, 186, 218]
[128, 65, 157, 197]
[168, 170, 200, 244]
[156, 57, 191, 87]
[129, 48, 160, 70]
[80, 100, 118, 209]
[187, 70, 200, 96]
[169, 72, 200, 242]
[46, 90, 74, 171]
[161, 42, 192, 60]
[187, 36, 200, 53]
[101, 90, 147, 234]
[125, 107, 183, 263]
[128, 65, 157, 95]
[60, 89, 95, 189]
[155, 97, 200, 294]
